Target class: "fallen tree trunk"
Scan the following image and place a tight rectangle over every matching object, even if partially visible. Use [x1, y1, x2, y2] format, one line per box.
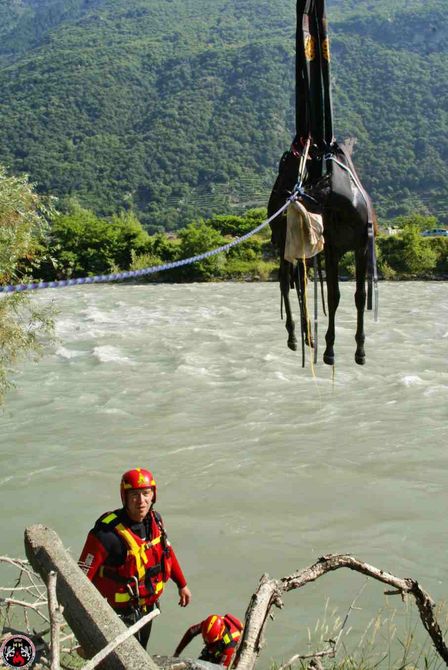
[234, 553, 448, 670]
[152, 656, 223, 670]
[24, 524, 159, 670]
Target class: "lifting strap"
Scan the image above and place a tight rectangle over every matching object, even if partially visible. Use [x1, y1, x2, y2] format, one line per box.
[295, 0, 334, 177]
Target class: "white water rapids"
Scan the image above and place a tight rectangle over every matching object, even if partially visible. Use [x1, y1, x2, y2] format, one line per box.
[1, 281, 447, 666]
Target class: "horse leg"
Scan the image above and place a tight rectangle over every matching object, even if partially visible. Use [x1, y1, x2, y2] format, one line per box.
[354, 247, 368, 365]
[323, 248, 340, 366]
[280, 259, 297, 351]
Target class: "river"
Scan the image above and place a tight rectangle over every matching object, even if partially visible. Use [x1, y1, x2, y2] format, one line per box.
[1, 281, 447, 666]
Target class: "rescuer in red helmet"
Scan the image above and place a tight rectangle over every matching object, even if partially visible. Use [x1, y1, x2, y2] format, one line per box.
[79, 467, 191, 649]
[174, 613, 243, 667]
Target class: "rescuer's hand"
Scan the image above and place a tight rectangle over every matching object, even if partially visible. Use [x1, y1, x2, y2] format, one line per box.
[178, 585, 192, 607]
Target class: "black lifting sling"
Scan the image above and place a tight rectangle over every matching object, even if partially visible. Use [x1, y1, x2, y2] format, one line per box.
[295, 0, 334, 167]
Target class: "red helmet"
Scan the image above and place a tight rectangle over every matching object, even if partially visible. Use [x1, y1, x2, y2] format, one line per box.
[120, 468, 157, 505]
[201, 615, 225, 644]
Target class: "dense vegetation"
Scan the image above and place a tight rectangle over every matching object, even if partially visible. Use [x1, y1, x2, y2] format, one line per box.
[0, 0, 446, 231]
[0, 167, 54, 404]
[5, 182, 444, 284]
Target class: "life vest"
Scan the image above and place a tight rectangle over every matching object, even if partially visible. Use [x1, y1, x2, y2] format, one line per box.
[201, 614, 243, 667]
[92, 509, 172, 610]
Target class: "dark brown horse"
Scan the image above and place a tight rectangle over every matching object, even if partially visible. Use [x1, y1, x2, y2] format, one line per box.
[268, 0, 378, 366]
[268, 141, 378, 366]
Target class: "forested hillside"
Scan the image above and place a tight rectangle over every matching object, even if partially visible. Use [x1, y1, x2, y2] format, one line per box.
[0, 0, 446, 231]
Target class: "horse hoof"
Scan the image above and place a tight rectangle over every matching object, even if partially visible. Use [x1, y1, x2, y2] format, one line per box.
[355, 353, 366, 365]
[287, 338, 297, 352]
[323, 353, 334, 366]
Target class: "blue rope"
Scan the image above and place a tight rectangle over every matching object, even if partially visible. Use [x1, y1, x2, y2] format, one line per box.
[0, 200, 293, 294]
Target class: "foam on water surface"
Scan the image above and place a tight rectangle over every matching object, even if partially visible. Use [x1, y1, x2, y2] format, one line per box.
[0, 281, 447, 666]
[92, 344, 134, 364]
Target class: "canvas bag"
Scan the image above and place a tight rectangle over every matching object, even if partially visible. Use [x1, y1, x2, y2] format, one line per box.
[284, 199, 324, 262]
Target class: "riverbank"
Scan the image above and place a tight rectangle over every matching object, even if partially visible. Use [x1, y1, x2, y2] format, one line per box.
[14, 200, 447, 286]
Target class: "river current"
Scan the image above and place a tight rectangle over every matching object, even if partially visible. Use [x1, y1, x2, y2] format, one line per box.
[1, 281, 447, 665]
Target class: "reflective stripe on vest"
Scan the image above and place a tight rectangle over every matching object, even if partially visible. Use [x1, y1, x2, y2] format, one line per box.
[114, 581, 164, 604]
[222, 630, 240, 647]
[211, 627, 241, 660]
[101, 512, 164, 602]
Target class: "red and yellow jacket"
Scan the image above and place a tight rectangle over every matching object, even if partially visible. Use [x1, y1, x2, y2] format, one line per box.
[175, 613, 243, 667]
[79, 508, 186, 610]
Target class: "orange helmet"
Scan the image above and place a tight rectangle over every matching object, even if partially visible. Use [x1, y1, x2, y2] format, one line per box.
[120, 468, 157, 505]
[201, 615, 225, 644]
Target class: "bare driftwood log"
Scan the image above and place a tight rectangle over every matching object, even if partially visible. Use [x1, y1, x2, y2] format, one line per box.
[234, 554, 448, 670]
[152, 656, 222, 670]
[47, 571, 63, 670]
[81, 608, 160, 670]
[0, 556, 49, 625]
[25, 524, 159, 670]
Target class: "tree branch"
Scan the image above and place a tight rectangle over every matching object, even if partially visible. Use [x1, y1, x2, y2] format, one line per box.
[0, 596, 50, 622]
[47, 571, 64, 670]
[3, 551, 447, 670]
[80, 607, 160, 670]
[235, 554, 448, 670]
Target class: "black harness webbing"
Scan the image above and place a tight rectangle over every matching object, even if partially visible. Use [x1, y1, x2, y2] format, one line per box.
[295, 0, 334, 170]
[153, 510, 172, 581]
[98, 509, 169, 584]
[99, 563, 162, 584]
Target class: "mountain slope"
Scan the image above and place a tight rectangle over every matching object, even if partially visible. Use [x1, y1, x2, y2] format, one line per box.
[0, 0, 446, 229]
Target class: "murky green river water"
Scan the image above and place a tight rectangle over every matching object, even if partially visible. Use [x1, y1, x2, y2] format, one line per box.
[1, 281, 447, 666]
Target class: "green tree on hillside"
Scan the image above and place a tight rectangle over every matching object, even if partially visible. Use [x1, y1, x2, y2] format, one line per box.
[388, 214, 439, 231]
[376, 216, 444, 278]
[40, 203, 150, 279]
[177, 220, 227, 280]
[399, 224, 438, 275]
[1, 0, 446, 229]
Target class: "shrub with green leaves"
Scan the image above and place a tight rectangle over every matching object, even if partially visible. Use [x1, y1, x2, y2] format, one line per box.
[0, 165, 54, 404]
[38, 203, 150, 279]
[376, 219, 441, 278]
[177, 219, 227, 280]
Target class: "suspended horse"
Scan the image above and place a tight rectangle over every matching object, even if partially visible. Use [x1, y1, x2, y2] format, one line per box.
[268, 0, 378, 366]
